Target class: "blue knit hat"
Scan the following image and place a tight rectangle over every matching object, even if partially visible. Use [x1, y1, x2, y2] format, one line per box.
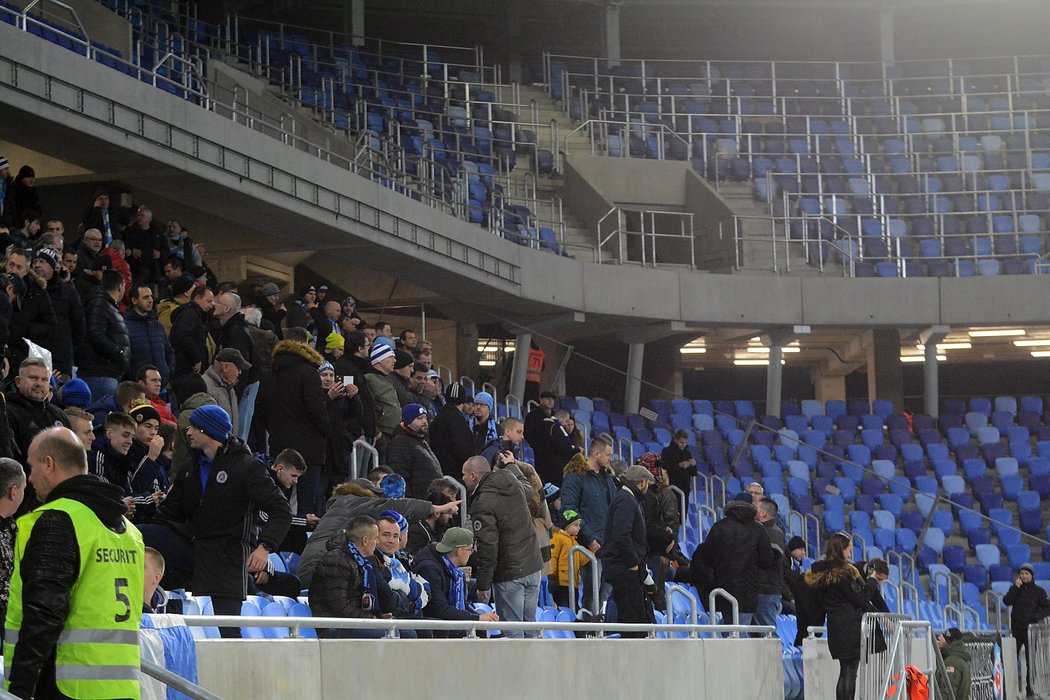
[381, 474, 406, 499]
[380, 509, 410, 534]
[60, 378, 92, 408]
[370, 342, 394, 366]
[189, 405, 232, 442]
[401, 403, 427, 425]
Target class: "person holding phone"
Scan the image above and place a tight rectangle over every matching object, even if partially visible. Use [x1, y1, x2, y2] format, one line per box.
[481, 417, 525, 465]
[30, 246, 83, 381]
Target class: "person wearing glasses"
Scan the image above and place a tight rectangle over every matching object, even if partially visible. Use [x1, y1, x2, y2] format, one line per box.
[412, 526, 498, 638]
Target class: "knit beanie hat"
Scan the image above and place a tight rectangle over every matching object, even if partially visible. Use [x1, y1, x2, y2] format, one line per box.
[32, 246, 58, 271]
[787, 536, 806, 553]
[318, 361, 334, 374]
[370, 342, 394, 366]
[1021, 563, 1035, 576]
[402, 403, 427, 425]
[381, 474, 406, 500]
[189, 405, 232, 442]
[325, 333, 344, 350]
[60, 378, 92, 408]
[129, 401, 161, 426]
[562, 509, 583, 528]
[380, 508, 410, 533]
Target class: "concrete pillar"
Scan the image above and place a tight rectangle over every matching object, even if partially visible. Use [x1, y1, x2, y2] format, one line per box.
[604, 2, 622, 65]
[508, 332, 532, 401]
[879, 7, 895, 64]
[765, 344, 784, 418]
[351, 0, 365, 46]
[920, 326, 949, 419]
[455, 323, 479, 385]
[624, 342, 644, 415]
[811, 373, 847, 406]
[866, 329, 903, 412]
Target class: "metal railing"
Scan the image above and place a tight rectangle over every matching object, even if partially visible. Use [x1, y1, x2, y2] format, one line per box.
[981, 589, 1009, 632]
[857, 613, 940, 700]
[596, 207, 696, 268]
[1028, 619, 1050, 697]
[141, 660, 223, 700]
[566, 544, 601, 615]
[349, 439, 380, 480]
[178, 614, 772, 640]
[665, 584, 699, 635]
[707, 588, 741, 635]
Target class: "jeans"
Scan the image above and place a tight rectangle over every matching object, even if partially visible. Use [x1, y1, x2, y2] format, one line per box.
[237, 381, 259, 443]
[492, 569, 542, 638]
[720, 611, 754, 638]
[79, 375, 118, 402]
[752, 593, 783, 635]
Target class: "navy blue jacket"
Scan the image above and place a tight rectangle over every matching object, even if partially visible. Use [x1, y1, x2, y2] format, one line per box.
[599, 483, 648, 578]
[124, 308, 174, 387]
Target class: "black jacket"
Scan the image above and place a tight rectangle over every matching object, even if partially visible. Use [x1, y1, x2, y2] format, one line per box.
[169, 301, 211, 381]
[1004, 580, 1050, 635]
[468, 466, 543, 590]
[155, 438, 291, 599]
[8, 273, 56, 370]
[533, 417, 579, 486]
[6, 475, 131, 700]
[6, 390, 70, 471]
[333, 354, 375, 438]
[308, 529, 376, 622]
[660, 442, 698, 494]
[805, 560, 869, 661]
[790, 558, 825, 647]
[255, 340, 329, 465]
[429, 404, 474, 478]
[78, 290, 130, 380]
[43, 276, 85, 376]
[216, 312, 261, 387]
[325, 392, 363, 481]
[523, 405, 550, 450]
[387, 425, 443, 500]
[756, 520, 786, 595]
[600, 483, 649, 579]
[695, 500, 778, 615]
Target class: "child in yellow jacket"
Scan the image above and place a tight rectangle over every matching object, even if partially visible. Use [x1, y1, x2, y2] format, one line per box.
[549, 510, 589, 608]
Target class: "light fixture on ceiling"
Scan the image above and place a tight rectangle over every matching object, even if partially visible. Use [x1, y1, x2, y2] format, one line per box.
[1031, 351, 1050, 358]
[900, 355, 946, 363]
[916, 343, 972, 351]
[680, 348, 707, 354]
[733, 359, 786, 366]
[1015, 340, 1050, 347]
[968, 329, 1025, 337]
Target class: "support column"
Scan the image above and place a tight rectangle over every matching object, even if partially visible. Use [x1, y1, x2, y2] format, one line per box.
[765, 344, 784, 418]
[351, 0, 365, 46]
[604, 2, 622, 65]
[920, 326, 949, 418]
[866, 329, 904, 412]
[811, 372, 846, 406]
[508, 332, 532, 400]
[878, 7, 895, 64]
[455, 323, 479, 385]
[624, 342, 644, 416]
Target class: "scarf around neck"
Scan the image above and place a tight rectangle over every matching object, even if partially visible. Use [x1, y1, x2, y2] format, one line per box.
[441, 553, 465, 610]
[347, 539, 378, 612]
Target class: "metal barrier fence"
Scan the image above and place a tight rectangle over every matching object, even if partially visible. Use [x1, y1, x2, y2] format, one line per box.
[963, 639, 997, 700]
[1029, 620, 1050, 697]
[857, 612, 940, 700]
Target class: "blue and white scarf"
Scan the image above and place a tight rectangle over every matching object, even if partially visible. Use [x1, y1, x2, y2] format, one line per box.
[347, 540, 378, 613]
[441, 553, 465, 610]
[381, 553, 430, 615]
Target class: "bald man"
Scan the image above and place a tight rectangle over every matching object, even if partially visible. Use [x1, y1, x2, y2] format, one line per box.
[4, 427, 144, 700]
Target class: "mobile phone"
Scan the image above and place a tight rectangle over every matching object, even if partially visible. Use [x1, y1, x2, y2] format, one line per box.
[344, 376, 354, 386]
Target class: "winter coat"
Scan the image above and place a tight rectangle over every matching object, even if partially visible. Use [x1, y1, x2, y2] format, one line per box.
[169, 301, 212, 380]
[364, 370, 401, 437]
[412, 542, 480, 627]
[325, 392, 363, 482]
[468, 466, 543, 590]
[155, 437, 291, 599]
[308, 529, 375, 621]
[254, 340, 328, 465]
[216, 312, 261, 387]
[660, 442, 698, 494]
[202, 366, 239, 436]
[534, 417, 580, 486]
[429, 404, 475, 478]
[523, 405, 551, 447]
[600, 483, 648, 579]
[122, 221, 162, 283]
[696, 500, 779, 616]
[8, 271, 56, 369]
[550, 529, 588, 588]
[6, 390, 71, 465]
[387, 425, 443, 499]
[560, 453, 619, 549]
[804, 559, 869, 661]
[170, 392, 217, 483]
[298, 483, 434, 588]
[791, 558, 826, 647]
[1004, 580, 1050, 636]
[124, 307, 174, 387]
[756, 520, 786, 595]
[78, 289, 130, 379]
[389, 371, 417, 408]
[940, 639, 972, 700]
[43, 276, 84, 376]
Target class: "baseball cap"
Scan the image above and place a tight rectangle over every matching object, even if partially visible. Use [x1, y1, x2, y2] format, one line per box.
[436, 527, 474, 553]
[349, 478, 382, 495]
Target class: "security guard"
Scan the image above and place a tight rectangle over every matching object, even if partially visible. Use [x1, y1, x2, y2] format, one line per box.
[4, 426, 144, 700]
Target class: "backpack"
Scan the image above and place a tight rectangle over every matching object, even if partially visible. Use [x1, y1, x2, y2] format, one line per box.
[905, 665, 929, 700]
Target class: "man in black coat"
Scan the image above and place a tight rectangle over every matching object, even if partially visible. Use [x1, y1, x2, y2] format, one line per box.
[601, 466, 656, 636]
[30, 247, 84, 380]
[388, 405, 443, 499]
[6, 358, 71, 514]
[523, 390, 555, 452]
[333, 330, 375, 443]
[429, 384, 475, 479]
[533, 412, 580, 487]
[77, 269, 131, 400]
[5, 249, 55, 371]
[1005, 562, 1050, 695]
[213, 291, 261, 390]
[695, 493, 779, 626]
[169, 285, 214, 385]
[152, 404, 291, 638]
[254, 340, 329, 517]
[412, 527, 498, 637]
[660, 429, 698, 495]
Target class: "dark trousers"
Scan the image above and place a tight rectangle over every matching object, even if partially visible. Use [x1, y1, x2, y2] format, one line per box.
[836, 658, 859, 700]
[296, 464, 327, 518]
[609, 569, 653, 638]
[212, 597, 242, 639]
[550, 584, 571, 609]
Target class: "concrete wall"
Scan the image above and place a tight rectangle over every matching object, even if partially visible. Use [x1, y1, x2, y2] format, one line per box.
[684, 170, 735, 271]
[13, 0, 131, 58]
[196, 637, 784, 699]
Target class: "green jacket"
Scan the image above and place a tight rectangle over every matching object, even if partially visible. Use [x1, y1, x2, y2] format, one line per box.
[171, 391, 218, 483]
[941, 639, 972, 700]
[365, 372, 401, 436]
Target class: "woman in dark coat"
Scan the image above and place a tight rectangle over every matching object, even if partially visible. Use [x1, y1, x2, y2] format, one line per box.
[804, 532, 869, 700]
